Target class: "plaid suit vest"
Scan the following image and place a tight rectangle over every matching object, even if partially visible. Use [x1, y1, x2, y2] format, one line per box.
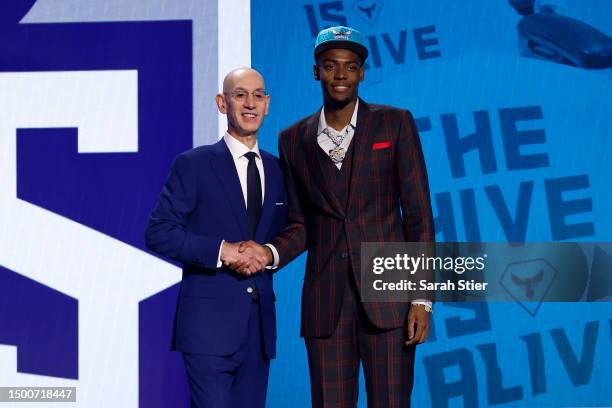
[316, 138, 356, 289]
[316, 138, 355, 211]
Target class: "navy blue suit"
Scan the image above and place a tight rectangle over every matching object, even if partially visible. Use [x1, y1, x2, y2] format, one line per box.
[145, 139, 287, 407]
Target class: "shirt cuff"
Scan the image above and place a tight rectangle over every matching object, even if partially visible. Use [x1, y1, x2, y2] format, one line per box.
[412, 300, 432, 312]
[216, 240, 224, 268]
[264, 243, 279, 269]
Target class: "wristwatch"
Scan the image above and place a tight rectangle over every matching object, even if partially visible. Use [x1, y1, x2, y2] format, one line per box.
[413, 303, 432, 313]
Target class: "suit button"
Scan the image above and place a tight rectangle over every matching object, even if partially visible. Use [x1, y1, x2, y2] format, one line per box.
[247, 286, 254, 294]
[341, 252, 348, 259]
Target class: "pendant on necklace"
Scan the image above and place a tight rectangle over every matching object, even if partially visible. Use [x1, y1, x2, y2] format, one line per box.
[329, 146, 346, 164]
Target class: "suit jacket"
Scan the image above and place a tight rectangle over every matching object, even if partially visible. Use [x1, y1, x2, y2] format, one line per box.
[145, 139, 287, 358]
[270, 99, 434, 338]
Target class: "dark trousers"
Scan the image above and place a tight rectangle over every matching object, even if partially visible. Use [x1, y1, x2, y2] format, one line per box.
[305, 285, 415, 408]
[182, 302, 270, 408]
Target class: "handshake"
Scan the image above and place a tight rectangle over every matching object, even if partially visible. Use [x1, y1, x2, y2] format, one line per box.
[220, 240, 274, 276]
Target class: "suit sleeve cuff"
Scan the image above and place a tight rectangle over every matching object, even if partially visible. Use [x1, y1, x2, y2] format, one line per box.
[216, 240, 225, 268]
[412, 300, 432, 312]
[264, 244, 279, 269]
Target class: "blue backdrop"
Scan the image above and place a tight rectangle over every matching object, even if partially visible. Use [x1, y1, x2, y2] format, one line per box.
[252, 1, 612, 407]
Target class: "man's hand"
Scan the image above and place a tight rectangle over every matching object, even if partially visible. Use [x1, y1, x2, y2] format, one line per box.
[221, 241, 263, 275]
[220, 241, 250, 272]
[220, 241, 273, 276]
[236, 241, 273, 275]
[405, 305, 430, 346]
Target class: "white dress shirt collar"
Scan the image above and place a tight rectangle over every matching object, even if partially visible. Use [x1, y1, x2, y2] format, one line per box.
[317, 98, 359, 135]
[223, 132, 262, 160]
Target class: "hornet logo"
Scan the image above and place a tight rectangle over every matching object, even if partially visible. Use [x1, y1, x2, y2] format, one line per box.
[501, 258, 557, 316]
[511, 269, 544, 300]
[332, 27, 352, 39]
[353, 0, 383, 26]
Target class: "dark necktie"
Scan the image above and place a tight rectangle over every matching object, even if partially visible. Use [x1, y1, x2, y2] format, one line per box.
[245, 152, 262, 239]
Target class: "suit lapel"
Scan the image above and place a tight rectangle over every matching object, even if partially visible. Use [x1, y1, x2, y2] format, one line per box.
[303, 110, 346, 216]
[346, 99, 374, 209]
[209, 140, 248, 238]
[255, 153, 277, 242]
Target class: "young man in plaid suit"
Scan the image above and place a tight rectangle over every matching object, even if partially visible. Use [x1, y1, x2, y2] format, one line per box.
[240, 26, 434, 407]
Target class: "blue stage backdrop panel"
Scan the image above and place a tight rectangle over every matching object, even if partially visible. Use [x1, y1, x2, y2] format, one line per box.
[252, 1, 612, 407]
[0, 1, 205, 406]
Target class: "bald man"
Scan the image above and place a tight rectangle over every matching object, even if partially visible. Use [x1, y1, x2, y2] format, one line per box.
[145, 68, 287, 407]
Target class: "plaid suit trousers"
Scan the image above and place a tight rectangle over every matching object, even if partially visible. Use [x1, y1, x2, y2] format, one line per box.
[305, 281, 416, 408]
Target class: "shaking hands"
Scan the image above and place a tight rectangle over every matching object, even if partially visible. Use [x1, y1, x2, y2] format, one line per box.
[220, 240, 274, 276]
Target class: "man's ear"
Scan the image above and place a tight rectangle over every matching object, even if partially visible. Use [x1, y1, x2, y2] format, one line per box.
[314, 64, 320, 81]
[359, 65, 365, 82]
[215, 93, 227, 114]
[263, 95, 270, 116]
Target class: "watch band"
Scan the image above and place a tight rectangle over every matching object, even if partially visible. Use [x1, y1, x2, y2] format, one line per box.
[413, 303, 432, 313]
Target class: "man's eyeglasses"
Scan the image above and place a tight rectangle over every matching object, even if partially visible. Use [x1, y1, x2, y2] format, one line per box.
[225, 89, 268, 102]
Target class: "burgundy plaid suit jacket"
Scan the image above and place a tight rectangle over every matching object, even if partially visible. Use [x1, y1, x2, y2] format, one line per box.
[271, 99, 434, 338]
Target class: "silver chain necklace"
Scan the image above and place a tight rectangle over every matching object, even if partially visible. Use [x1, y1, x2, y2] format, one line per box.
[324, 126, 350, 164]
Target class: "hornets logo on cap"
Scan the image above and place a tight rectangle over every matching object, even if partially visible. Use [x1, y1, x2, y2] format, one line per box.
[314, 25, 369, 63]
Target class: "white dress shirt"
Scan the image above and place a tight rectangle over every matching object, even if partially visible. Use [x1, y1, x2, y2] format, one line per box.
[217, 132, 265, 267]
[317, 99, 359, 169]
[223, 132, 265, 206]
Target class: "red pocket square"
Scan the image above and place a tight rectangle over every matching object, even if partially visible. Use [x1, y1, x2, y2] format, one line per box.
[372, 141, 392, 150]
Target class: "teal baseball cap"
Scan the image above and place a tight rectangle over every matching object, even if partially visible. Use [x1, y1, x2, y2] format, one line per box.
[314, 26, 369, 63]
